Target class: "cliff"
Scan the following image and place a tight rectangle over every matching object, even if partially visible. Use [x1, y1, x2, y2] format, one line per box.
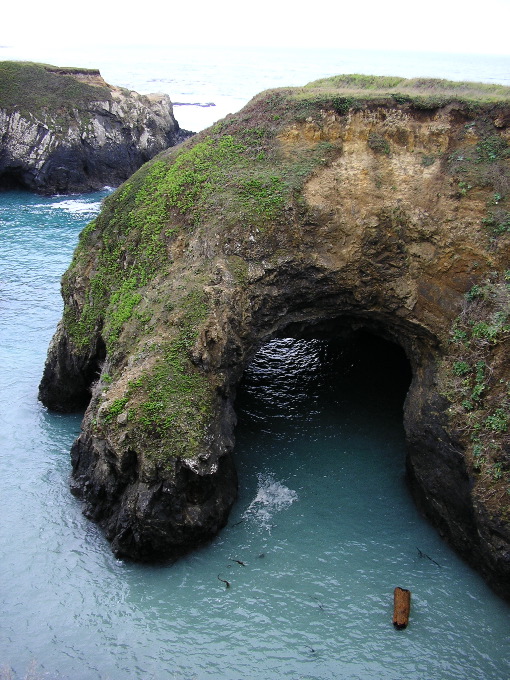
[0, 61, 191, 193]
[39, 75, 510, 599]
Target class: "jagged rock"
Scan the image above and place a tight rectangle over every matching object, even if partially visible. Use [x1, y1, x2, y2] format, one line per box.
[39, 75, 510, 599]
[0, 61, 192, 193]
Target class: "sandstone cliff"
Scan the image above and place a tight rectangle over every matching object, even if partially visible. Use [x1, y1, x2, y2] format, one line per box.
[39, 75, 510, 599]
[0, 61, 191, 193]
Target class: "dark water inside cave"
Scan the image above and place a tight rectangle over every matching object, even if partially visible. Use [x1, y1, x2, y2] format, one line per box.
[1, 191, 510, 680]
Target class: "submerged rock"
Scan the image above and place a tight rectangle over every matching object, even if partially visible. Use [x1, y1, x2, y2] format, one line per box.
[0, 61, 192, 193]
[40, 75, 510, 598]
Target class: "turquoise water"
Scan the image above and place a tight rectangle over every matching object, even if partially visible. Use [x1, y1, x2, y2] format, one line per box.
[0, 191, 509, 679]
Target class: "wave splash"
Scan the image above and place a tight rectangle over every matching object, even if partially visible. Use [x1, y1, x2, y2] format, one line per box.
[45, 199, 103, 215]
[243, 472, 298, 531]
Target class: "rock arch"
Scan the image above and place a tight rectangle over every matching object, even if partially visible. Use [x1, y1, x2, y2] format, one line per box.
[39, 82, 510, 599]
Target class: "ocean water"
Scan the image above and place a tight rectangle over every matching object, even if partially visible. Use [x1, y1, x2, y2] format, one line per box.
[1, 46, 510, 679]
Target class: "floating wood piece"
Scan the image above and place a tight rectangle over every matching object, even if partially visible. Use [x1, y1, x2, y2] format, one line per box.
[393, 587, 411, 629]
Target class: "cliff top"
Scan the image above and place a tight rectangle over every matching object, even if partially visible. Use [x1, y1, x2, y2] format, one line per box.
[0, 61, 112, 115]
[232, 75, 510, 134]
[128, 74, 509, 245]
[300, 73, 510, 104]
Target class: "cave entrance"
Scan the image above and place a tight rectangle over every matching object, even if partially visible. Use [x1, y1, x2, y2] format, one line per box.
[237, 328, 412, 429]
[233, 327, 414, 530]
[0, 168, 30, 191]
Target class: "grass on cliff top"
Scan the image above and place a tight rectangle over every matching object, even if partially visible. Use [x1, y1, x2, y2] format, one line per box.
[0, 61, 111, 115]
[300, 74, 510, 104]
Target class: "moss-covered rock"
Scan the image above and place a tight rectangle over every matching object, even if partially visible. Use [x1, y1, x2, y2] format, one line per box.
[40, 76, 510, 597]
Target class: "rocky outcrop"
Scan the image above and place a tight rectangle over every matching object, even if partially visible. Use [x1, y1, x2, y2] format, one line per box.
[39, 76, 510, 599]
[0, 62, 191, 193]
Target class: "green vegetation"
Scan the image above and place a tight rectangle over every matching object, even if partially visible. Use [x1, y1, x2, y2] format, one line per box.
[443, 276, 510, 504]
[483, 209, 510, 235]
[267, 74, 510, 125]
[64, 133, 280, 350]
[447, 125, 510, 241]
[98, 290, 213, 465]
[103, 397, 129, 424]
[301, 73, 510, 105]
[63, 160, 177, 353]
[0, 61, 111, 117]
[368, 132, 390, 155]
[106, 279, 143, 348]
[62, 97, 344, 353]
[227, 255, 249, 286]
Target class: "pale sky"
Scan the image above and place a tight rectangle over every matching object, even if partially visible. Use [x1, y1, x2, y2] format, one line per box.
[2, 0, 510, 55]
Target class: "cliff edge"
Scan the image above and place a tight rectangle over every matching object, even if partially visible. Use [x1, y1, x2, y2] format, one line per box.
[0, 61, 191, 193]
[39, 75, 510, 599]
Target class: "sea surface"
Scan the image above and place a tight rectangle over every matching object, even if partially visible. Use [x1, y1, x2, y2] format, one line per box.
[0, 46, 509, 679]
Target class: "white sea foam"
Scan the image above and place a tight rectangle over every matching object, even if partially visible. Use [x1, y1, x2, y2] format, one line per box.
[49, 199, 103, 215]
[32, 199, 103, 216]
[243, 472, 298, 531]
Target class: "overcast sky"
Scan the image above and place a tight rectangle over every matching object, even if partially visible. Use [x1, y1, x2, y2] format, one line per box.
[2, 0, 510, 55]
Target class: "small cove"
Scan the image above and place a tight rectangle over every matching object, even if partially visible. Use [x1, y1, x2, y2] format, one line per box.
[0, 190, 509, 679]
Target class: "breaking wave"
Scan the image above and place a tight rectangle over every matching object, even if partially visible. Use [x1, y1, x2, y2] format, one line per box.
[242, 472, 298, 531]
[44, 199, 103, 215]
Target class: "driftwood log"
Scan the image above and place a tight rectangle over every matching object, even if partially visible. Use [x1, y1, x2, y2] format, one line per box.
[393, 587, 411, 629]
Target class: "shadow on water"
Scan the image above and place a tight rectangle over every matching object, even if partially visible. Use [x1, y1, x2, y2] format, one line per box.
[236, 329, 412, 432]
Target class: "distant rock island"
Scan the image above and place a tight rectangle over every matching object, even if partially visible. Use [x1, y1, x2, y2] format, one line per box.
[0, 61, 192, 193]
[173, 102, 216, 107]
[39, 74, 510, 601]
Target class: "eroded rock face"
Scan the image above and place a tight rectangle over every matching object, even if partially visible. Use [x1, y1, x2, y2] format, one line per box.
[0, 64, 191, 193]
[39, 79, 510, 598]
